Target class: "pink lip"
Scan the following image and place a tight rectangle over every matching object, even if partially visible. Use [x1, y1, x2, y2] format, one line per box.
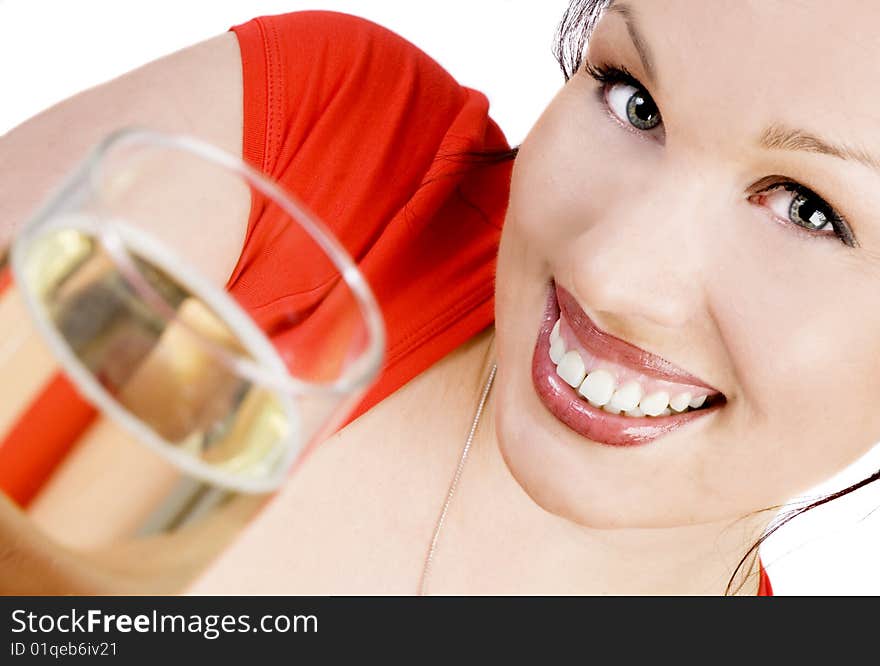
[532, 281, 725, 447]
[555, 283, 720, 393]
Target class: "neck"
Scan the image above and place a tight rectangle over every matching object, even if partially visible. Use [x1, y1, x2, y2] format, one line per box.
[445, 328, 768, 596]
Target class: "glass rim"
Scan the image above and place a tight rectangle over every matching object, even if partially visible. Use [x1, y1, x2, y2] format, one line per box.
[12, 125, 387, 400]
[7, 126, 388, 492]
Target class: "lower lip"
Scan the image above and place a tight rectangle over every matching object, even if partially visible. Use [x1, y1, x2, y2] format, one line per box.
[530, 281, 723, 447]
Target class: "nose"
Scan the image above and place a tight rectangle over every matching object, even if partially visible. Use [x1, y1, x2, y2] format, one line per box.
[568, 171, 715, 331]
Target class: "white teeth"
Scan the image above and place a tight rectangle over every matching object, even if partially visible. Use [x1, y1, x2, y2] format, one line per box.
[608, 380, 643, 412]
[549, 335, 566, 364]
[557, 351, 587, 388]
[639, 391, 670, 417]
[548, 317, 716, 418]
[688, 394, 707, 409]
[577, 368, 616, 406]
[669, 392, 692, 413]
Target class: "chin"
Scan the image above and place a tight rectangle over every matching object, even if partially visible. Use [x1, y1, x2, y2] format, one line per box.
[492, 270, 731, 531]
[491, 261, 625, 528]
[492, 353, 636, 530]
[493, 215, 744, 530]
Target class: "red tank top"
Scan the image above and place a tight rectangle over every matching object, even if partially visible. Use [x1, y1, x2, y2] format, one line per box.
[223, 10, 510, 429]
[0, 10, 773, 596]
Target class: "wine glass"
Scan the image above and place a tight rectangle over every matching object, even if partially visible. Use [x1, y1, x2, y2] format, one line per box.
[1, 126, 385, 548]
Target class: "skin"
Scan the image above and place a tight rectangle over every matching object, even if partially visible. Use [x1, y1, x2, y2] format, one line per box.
[4, 1, 880, 594]
[190, 0, 880, 595]
[491, 0, 880, 588]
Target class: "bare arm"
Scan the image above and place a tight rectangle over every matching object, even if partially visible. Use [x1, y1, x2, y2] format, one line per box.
[0, 30, 247, 286]
[0, 29, 258, 594]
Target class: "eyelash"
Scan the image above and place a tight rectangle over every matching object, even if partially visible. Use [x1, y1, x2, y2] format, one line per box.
[584, 61, 644, 95]
[582, 60, 857, 248]
[749, 180, 856, 247]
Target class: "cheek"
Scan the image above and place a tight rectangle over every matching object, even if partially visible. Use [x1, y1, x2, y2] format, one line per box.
[710, 221, 880, 482]
[507, 82, 626, 253]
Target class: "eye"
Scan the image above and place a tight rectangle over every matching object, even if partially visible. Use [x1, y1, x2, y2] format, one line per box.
[749, 180, 856, 247]
[585, 62, 662, 132]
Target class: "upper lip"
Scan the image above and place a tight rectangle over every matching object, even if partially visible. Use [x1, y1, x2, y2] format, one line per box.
[555, 283, 723, 394]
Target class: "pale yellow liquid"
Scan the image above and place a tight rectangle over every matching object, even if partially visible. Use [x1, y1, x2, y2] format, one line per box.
[17, 224, 295, 486]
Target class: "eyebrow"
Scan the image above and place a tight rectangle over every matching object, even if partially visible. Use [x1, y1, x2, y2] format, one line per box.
[759, 124, 880, 172]
[606, 2, 880, 174]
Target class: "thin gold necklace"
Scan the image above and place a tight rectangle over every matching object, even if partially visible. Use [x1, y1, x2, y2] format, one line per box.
[417, 361, 497, 595]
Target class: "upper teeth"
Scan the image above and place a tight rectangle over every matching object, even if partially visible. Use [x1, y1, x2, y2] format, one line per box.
[607, 379, 642, 412]
[548, 316, 715, 418]
[557, 350, 587, 387]
[578, 368, 615, 404]
[639, 391, 670, 417]
[669, 391, 692, 412]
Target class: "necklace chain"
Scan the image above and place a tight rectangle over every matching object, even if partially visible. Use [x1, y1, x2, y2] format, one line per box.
[414, 356, 762, 595]
[417, 361, 497, 596]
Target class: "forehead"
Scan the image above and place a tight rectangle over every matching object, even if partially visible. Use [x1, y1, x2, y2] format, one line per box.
[589, 0, 880, 144]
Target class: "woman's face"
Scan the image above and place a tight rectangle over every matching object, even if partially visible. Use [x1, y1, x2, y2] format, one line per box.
[494, 0, 880, 529]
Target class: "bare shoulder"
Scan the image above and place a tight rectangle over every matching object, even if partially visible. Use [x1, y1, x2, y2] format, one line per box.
[1, 31, 246, 286]
[1, 31, 243, 154]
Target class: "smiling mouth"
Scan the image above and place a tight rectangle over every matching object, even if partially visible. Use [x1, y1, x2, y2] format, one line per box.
[531, 279, 726, 447]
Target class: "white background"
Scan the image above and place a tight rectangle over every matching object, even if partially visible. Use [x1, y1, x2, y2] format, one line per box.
[2, 0, 878, 594]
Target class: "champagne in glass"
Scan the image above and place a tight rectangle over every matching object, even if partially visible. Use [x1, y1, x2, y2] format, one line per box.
[1, 127, 385, 557]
